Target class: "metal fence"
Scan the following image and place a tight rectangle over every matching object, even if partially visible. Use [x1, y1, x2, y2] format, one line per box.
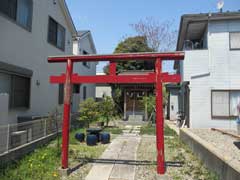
[0, 116, 62, 155]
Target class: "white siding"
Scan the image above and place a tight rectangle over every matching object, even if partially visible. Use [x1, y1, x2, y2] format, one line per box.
[182, 20, 240, 129]
[72, 34, 97, 112]
[181, 50, 209, 82]
[169, 90, 179, 121]
[0, 0, 73, 124]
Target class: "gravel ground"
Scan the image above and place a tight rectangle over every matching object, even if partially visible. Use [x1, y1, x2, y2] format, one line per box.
[135, 134, 217, 180]
[189, 129, 240, 168]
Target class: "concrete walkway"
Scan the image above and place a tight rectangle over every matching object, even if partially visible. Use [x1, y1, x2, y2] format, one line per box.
[85, 125, 141, 180]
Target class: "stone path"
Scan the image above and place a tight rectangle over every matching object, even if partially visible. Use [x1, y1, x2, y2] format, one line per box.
[85, 125, 141, 180]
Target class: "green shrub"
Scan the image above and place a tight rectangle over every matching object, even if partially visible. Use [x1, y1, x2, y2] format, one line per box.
[78, 98, 100, 128]
[99, 96, 116, 126]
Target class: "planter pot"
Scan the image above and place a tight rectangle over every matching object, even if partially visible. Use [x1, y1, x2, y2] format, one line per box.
[100, 133, 110, 144]
[86, 134, 97, 146]
[75, 133, 85, 142]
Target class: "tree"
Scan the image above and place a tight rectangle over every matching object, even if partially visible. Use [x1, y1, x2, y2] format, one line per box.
[131, 17, 175, 105]
[78, 98, 100, 128]
[130, 17, 177, 52]
[103, 36, 154, 74]
[99, 96, 116, 126]
[114, 36, 153, 53]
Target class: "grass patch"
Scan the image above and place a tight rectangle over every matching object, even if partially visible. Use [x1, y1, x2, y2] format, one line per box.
[164, 124, 177, 136]
[0, 145, 60, 180]
[135, 124, 218, 180]
[140, 123, 177, 136]
[0, 128, 108, 180]
[140, 124, 156, 135]
[102, 126, 123, 134]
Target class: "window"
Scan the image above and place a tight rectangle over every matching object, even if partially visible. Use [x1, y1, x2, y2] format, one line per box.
[48, 17, 65, 51]
[230, 32, 240, 50]
[230, 91, 240, 116]
[82, 50, 90, 67]
[73, 85, 80, 94]
[58, 84, 64, 105]
[211, 90, 240, 118]
[0, 0, 33, 30]
[11, 75, 30, 108]
[0, 73, 30, 108]
[83, 86, 87, 100]
[212, 91, 229, 117]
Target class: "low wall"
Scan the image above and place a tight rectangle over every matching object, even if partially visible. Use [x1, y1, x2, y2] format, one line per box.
[0, 132, 60, 166]
[180, 128, 240, 180]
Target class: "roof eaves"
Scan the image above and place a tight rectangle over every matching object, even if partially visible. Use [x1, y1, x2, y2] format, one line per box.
[59, 0, 77, 37]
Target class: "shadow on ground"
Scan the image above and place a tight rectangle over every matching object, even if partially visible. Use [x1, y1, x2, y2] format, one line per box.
[68, 158, 184, 175]
[76, 158, 184, 167]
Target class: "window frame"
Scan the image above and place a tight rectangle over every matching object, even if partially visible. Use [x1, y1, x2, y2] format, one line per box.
[83, 86, 87, 100]
[10, 75, 31, 109]
[211, 90, 240, 119]
[82, 50, 90, 68]
[47, 16, 66, 51]
[58, 84, 64, 105]
[73, 84, 80, 94]
[0, 0, 33, 32]
[229, 32, 240, 51]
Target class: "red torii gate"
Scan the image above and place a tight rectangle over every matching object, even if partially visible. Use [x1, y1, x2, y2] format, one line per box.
[48, 52, 184, 174]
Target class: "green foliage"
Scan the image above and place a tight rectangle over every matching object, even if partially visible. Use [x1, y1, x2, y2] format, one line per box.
[113, 88, 122, 103]
[163, 85, 168, 106]
[141, 95, 155, 117]
[0, 128, 108, 180]
[164, 124, 177, 136]
[99, 96, 116, 126]
[0, 145, 60, 180]
[78, 98, 100, 128]
[103, 36, 155, 74]
[140, 124, 156, 135]
[114, 36, 153, 54]
[140, 123, 177, 136]
[141, 87, 168, 121]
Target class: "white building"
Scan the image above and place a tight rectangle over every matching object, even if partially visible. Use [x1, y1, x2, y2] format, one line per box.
[166, 84, 181, 121]
[174, 12, 240, 129]
[95, 72, 112, 101]
[72, 30, 97, 112]
[0, 0, 96, 125]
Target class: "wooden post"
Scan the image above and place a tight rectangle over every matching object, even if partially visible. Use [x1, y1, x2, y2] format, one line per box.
[155, 58, 165, 174]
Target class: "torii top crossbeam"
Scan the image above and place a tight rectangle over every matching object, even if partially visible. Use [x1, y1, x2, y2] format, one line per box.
[48, 52, 184, 62]
[48, 52, 184, 175]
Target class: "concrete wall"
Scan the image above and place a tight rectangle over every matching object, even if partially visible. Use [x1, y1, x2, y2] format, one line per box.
[181, 20, 240, 129]
[95, 86, 112, 98]
[180, 129, 240, 180]
[0, 0, 74, 124]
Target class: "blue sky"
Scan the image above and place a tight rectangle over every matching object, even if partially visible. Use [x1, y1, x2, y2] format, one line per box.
[66, 0, 240, 72]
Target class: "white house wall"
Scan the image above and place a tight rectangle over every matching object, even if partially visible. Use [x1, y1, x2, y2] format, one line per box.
[169, 90, 179, 121]
[182, 19, 240, 129]
[0, 0, 74, 124]
[72, 34, 97, 110]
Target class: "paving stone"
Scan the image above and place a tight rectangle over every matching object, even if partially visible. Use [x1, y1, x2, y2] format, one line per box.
[85, 125, 141, 180]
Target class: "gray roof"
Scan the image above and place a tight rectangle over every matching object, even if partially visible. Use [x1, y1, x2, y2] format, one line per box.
[77, 30, 90, 37]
